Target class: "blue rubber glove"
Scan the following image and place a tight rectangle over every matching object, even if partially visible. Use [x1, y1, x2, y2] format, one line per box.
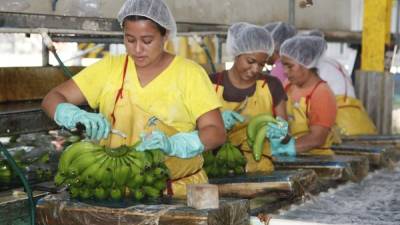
[271, 138, 296, 157]
[136, 130, 205, 158]
[266, 117, 289, 139]
[54, 103, 110, 140]
[221, 110, 245, 130]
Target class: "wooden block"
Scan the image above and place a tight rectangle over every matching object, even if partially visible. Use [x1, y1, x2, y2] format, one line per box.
[187, 184, 219, 209]
[209, 170, 318, 199]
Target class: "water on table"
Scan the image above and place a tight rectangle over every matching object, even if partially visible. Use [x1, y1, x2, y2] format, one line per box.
[279, 164, 400, 225]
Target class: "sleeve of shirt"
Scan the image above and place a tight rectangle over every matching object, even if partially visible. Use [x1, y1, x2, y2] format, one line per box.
[308, 84, 337, 128]
[266, 75, 288, 106]
[183, 61, 222, 121]
[72, 56, 112, 109]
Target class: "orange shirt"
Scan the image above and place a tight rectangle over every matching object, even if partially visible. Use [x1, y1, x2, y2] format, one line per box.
[287, 82, 337, 128]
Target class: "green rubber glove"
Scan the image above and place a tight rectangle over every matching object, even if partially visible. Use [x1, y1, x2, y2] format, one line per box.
[54, 103, 110, 140]
[136, 130, 205, 158]
[222, 110, 245, 130]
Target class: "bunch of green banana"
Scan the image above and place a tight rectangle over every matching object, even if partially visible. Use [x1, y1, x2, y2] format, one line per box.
[54, 141, 169, 201]
[246, 113, 277, 161]
[203, 142, 246, 178]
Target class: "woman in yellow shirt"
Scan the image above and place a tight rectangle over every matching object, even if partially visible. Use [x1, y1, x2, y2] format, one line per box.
[41, 0, 226, 197]
[210, 22, 288, 173]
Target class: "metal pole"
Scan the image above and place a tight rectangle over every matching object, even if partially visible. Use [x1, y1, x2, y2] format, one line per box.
[288, 0, 295, 25]
[42, 41, 49, 66]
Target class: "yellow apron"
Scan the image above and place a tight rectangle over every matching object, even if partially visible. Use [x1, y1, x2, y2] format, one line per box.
[286, 81, 335, 155]
[100, 56, 207, 197]
[215, 73, 274, 173]
[325, 60, 377, 136]
[336, 96, 377, 135]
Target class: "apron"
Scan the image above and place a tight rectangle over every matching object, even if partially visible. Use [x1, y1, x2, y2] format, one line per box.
[215, 72, 274, 173]
[101, 55, 207, 197]
[286, 81, 335, 155]
[330, 61, 377, 136]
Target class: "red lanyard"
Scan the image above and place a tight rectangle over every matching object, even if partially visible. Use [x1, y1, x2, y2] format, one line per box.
[110, 55, 129, 125]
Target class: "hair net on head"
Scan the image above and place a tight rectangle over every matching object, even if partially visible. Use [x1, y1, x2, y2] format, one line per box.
[117, 0, 177, 38]
[280, 36, 327, 69]
[264, 22, 297, 52]
[226, 22, 274, 58]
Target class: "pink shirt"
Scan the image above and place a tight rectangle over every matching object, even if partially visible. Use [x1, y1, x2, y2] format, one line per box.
[270, 59, 287, 84]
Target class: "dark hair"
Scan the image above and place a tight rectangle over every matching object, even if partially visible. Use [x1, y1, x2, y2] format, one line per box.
[123, 15, 167, 36]
[309, 67, 319, 75]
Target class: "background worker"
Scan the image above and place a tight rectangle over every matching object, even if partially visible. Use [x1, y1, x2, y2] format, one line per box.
[264, 22, 297, 84]
[41, 0, 226, 197]
[268, 36, 337, 156]
[210, 22, 288, 172]
[303, 29, 377, 136]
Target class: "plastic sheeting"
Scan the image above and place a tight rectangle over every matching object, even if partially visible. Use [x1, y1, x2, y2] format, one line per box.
[36, 192, 250, 225]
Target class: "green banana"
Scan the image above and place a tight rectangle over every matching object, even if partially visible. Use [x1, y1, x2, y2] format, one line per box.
[58, 141, 102, 175]
[67, 150, 104, 177]
[110, 187, 122, 201]
[143, 186, 160, 199]
[252, 124, 268, 161]
[69, 186, 80, 198]
[54, 172, 66, 186]
[247, 113, 276, 146]
[127, 173, 144, 188]
[144, 173, 155, 185]
[150, 150, 165, 165]
[94, 187, 108, 200]
[114, 163, 131, 186]
[79, 154, 108, 187]
[154, 179, 167, 191]
[132, 189, 144, 201]
[79, 187, 93, 200]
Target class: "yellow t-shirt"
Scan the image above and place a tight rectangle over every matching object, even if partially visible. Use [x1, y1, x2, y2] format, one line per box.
[73, 54, 221, 133]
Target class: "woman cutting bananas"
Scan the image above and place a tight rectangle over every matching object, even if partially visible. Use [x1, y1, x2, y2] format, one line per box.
[272, 36, 337, 156]
[42, 0, 226, 197]
[209, 23, 288, 173]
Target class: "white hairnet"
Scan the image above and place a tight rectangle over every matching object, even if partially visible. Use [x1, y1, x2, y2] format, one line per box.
[280, 36, 327, 69]
[117, 0, 177, 38]
[226, 22, 274, 57]
[264, 22, 297, 52]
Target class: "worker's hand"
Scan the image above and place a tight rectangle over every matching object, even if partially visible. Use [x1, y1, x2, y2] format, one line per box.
[271, 138, 296, 157]
[136, 130, 205, 158]
[54, 103, 110, 140]
[221, 110, 245, 130]
[266, 117, 288, 139]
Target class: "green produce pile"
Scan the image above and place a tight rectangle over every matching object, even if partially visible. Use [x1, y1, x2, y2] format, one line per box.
[54, 141, 169, 201]
[0, 146, 52, 188]
[203, 142, 246, 177]
[246, 113, 276, 161]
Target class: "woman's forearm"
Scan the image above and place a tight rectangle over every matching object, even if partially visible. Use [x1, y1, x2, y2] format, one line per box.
[198, 125, 226, 151]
